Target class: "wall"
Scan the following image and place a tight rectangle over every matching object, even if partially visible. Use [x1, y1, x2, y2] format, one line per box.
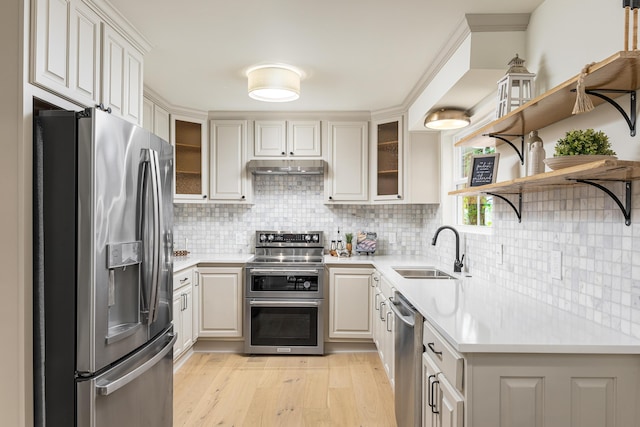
[174, 175, 437, 255]
[427, 0, 640, 339]
[2, 0, 26, 425]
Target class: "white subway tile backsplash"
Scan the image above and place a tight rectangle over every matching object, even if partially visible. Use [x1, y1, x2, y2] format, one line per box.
[174, 174, 640, 339]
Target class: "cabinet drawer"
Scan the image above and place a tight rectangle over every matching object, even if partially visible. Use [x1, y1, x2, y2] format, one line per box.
[173, 269, 192, 291]
[423, 320, 464, 393]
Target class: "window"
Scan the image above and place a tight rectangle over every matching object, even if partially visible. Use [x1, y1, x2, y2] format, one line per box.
[455, 146, 495, 227]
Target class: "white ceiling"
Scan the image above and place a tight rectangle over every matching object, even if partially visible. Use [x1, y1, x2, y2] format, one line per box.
[109, 0, 545, 113]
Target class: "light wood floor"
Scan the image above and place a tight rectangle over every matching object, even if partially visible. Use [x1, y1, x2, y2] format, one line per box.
[173, 352, 397, 426]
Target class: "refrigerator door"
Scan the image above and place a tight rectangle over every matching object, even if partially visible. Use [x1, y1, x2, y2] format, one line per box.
[77, 109, 151, 373]
[149, 133, 174, 339]
[77, 329, 176, 427]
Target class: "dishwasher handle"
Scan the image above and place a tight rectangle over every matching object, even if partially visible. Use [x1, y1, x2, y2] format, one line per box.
[388, 298, 415, 327]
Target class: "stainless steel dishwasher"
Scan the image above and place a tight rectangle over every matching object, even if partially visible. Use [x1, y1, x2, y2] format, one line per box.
[389, 291, 423, 427]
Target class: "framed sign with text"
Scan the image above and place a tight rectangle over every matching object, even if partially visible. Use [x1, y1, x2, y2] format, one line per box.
[468, 153, 500, 187]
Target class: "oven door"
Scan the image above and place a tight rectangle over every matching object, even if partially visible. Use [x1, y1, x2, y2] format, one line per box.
[244, 299, 324, 355]
[246, 267, 323, 299]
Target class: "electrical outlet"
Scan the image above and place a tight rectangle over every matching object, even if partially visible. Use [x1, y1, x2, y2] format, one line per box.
[550, 250, 562, 280]
[495, 243, 503, 265]
[389, 232, 397, 244]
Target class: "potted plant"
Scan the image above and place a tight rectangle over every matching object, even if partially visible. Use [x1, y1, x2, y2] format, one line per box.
[544, 128, 616, 170]
[345, 233, 353, 254]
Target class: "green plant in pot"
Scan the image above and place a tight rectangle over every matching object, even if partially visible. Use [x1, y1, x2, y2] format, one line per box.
[345, 233, 353, 254]
[545, 128, 616, 170]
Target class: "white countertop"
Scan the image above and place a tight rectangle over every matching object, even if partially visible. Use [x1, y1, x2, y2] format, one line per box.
[175, 252, 640, 354]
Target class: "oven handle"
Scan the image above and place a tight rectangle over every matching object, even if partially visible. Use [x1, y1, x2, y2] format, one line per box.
[248, 269, 320, 274]
[249, 299, 321, 307]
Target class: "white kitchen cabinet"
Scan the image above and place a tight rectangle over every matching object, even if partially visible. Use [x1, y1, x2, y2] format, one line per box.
[253, 120, 321, 158]
[420, 316, 640, 427]
[288, 120, 322, 157]
[101, 23, 144, 125]
[210, 120, 251, 203]
[326, 121, 369, 202]
[192, 268, 200, 341]
[372, 116, 404, 201]
[172, 114, 208, 201]
[371, 272, 395, 387]
[32, 0, 101, 107]
[406, 132, 440, 204]
[197, 267, 243, 338]
[254, 120, 287, 157]
[327, 267, 373, 340]
[173, 268, 196, 360]
[142, 97, 170, 142]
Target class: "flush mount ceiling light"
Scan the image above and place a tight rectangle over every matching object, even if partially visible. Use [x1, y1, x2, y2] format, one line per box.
[247, 65, 301, 102]
[424, 109, 470, 130]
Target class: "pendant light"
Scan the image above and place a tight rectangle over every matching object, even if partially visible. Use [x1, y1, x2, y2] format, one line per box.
[424, 109, 470, 130]
[247, 65, 301, 102]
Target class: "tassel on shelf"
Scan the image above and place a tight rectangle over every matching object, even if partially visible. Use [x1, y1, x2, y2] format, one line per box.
[572, 62, 596, 115]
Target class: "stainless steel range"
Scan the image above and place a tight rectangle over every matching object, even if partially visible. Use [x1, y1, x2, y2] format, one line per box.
[244, 231, 325, 355]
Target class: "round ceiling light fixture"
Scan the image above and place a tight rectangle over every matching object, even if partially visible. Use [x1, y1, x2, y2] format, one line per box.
[247, 64, 301, 102]
[424, 108, 470, 130]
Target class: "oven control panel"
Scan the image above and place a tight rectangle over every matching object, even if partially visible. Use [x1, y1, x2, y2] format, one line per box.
[256, 231, 322, 246]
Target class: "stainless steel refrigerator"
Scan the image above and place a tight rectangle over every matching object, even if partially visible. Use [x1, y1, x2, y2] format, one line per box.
[33, 107, 175, 426]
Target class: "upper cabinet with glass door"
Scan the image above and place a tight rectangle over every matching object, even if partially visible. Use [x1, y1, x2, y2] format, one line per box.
[172, 114, 208, 202]
[372, 117, 403, 201]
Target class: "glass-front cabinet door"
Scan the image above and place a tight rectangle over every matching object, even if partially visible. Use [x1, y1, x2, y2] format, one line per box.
[172, 114, 208, 201]
[373, 116, 403, 201]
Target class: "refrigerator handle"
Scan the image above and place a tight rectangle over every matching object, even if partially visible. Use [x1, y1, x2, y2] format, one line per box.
[95, 333, 176, 396]
[147, 149, 162, 324]
[137, 153, 151, 317]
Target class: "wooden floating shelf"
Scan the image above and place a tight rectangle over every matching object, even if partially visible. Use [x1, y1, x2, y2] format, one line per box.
[378, 170, 399, 175]
[455, 50, 640, 148]
[176, 170, 202, 175]
[377, 140, 398, 147]
[449, 160, 640, 196]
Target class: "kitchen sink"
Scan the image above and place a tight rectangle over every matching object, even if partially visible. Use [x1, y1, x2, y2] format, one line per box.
[392, 267, 456, 280]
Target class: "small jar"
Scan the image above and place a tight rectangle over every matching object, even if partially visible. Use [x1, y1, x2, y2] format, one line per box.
[330, 240, 336, 251]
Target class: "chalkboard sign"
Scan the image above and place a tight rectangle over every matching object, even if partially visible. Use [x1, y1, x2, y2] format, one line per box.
[468, 153, 500, 187]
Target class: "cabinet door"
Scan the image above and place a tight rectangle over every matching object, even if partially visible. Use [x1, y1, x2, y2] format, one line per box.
[407, 132, 440, 204]
[102, 24, 144, 125]
[198, 267, 243, 338]
[326, 122, 369, 202]
[439, 374, 464, 427]
[192, 269, 200, 341]
[422, 354, 440, 427]
[328, 268, 373, 339]
[142, 98, 154, 132]
[172, 292, 184, 358]
[210, 120, 250, 202]
[33, 0, 70, 91]
[153, 104, 170, 142]
[172, 115, 208, 201]
[32, 0, 101, 106]
[372, 117, 403, 201]
[69, 0, 101, 105]
[254, 120, 286, 157]
[181, 285, 194, 351]
[288, 121, 321, 157]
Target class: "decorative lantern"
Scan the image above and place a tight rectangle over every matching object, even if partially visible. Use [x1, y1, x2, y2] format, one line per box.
[495, 54, 536, 118]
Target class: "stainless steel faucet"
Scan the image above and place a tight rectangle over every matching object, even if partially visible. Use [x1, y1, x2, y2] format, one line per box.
[431, 225, 464, 273]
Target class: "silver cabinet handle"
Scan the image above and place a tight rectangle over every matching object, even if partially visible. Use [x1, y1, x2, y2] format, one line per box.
[379, 302, 386, 321]
[180, 277, 188, 283]
[374, 293, 380, 310]
[96, 333, 177, 396]
[386, 311, 393, 332]
[249, 269, 319, 274]
[249, 300, 320, 307]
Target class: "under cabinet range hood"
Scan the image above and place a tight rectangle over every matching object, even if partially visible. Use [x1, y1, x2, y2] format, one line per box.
[247, 159, 325, 175]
